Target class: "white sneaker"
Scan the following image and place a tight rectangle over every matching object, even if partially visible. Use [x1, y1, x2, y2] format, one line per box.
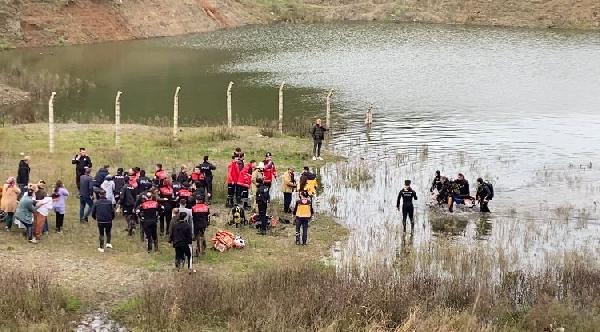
[312, 156, 317, 161]
[98, 248, 105, 253]
[105, 243, 113, 249]
[29, 239, 38, 244]
[318, 156, 324, 161]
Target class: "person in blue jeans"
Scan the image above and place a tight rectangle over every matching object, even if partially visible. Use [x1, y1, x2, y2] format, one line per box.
[79, 168, 94, 223]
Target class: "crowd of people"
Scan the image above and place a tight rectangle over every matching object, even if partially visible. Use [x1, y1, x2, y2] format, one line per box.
[0, 141, 321, 271]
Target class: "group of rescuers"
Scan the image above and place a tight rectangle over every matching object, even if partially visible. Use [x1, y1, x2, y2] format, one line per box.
[397, 171, 494, 232]
[69, 145, 319, 271]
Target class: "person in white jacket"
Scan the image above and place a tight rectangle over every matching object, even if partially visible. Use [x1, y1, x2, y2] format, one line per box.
[100, 176, 116, 205]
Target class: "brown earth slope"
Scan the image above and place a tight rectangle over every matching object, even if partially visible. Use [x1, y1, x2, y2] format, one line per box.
[0, 0, 598, 48]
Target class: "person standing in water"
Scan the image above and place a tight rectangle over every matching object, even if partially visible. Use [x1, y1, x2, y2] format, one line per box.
[396, 180, 418, 233]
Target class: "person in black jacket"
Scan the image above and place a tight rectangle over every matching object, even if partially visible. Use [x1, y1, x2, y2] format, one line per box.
[91, 190, 115, 253]
[137, 193, 164, 253]
[475, 178, 492, 213]
[199, 156, 216, 200]
[397, 180, 418, 232]
[169, 212, 193, 272]
[94, 165, 110, 198]
[120, 183, 138, 236]
[429, 170, 442, 193]
[113, 168, 127, 204]
[310, 118, 328, 161]
[72, 148, 92, 189]
[16, 156, 31, 198]
[255, 178, 271, 235]
[136, 170, 153, 194]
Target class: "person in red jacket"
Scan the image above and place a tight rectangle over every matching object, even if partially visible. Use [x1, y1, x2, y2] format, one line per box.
[236, 160, 255, 210]
[226, 155, 240, 208]
[191, 196, 210, 256]
[262, 152, 277, 191]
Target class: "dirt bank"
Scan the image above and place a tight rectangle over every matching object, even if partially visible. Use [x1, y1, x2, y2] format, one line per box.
[0, 0, 598, 48]
[0, 83, 30, 106]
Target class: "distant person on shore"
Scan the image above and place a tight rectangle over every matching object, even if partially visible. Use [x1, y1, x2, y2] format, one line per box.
[255, 177, 270, 235]
[311, 118, 328, 161]
[79, 168, 94, 223]
[281, 167, 296, 213]
[137, 192, 163, 253]
[72, 148, 92, 189]
[396, 180, 418, 233]
[169, 211, 193, 272]
[16, 155, 30, 198]
[199, 156, 216, 200]
[52, 180, 69, 233]
[293, 190, 314, 245]
[34, 186, 52, 241]
[1, 177, 21, 231]
[91, 190, 115, 253]
[262, 152, 277, 191]
[14, 186, 37, 243]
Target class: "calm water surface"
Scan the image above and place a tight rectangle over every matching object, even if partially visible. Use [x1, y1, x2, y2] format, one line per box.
[3, 22, 600, 272]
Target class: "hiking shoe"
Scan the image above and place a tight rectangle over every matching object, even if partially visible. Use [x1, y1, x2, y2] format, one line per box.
[105, 243, 113, 249]
[29, 239, 38, 244]
[98, 248, 105, 253]
[312, 156, 317, 161]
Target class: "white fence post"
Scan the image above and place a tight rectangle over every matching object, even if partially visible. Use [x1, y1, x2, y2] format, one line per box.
[115, 91, 122, 147]
[278, 82, 285, 134]
[48, 92, 56, 154]
[173, 86, 181, 139]
[326, 89, 333, 130]
[227, 81, 234, 128]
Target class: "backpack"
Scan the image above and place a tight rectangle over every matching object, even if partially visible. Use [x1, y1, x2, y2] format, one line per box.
[485, 182, 494, 200]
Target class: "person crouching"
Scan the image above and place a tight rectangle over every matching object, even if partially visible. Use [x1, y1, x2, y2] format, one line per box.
[169, 212, 193, 272]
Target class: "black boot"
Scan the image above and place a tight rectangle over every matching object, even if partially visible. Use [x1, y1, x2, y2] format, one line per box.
[154, 241, 159, 252]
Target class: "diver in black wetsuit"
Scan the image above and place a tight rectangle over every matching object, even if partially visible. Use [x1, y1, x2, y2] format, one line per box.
[396, 180, 418, 232]
[430, 170, 442, 193]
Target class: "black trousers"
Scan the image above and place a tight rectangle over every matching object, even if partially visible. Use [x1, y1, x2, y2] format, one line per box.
[283, 193, 293, 212]
[142, 221, 158, 251]
[295, 217, 309, 244]
[313, 140, 323, 157]
[226, 184, 235, 207]
[55, 212, 64, 231]
[75, 170, 82, 189]
[160, 207, 173, 235]
[402, 205, 414, 224]
[205, 177, 213, 196]
[258, 202, 268, 232]
[98, 223, 112, 247]
[480, 200, 491, 213]
[175, 245, 192, 269]
[125, 213, 137, 236]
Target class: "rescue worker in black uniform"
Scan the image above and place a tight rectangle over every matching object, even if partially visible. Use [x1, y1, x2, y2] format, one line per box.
[136, 170, 153, 194]
[136, 193, 164, 253]
[396, 179, 418, 232]
[430, 170, 442, 193]
[119, 183, 138, 237]
[255, 177, 271, 235]
[476, 178, 492, 213]
[191, 196, 210, 256]
[113, 168, 127, 205]
[199, 156, 216, 201]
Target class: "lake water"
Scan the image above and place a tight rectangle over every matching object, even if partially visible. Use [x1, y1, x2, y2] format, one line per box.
[3, 22, 600, 272]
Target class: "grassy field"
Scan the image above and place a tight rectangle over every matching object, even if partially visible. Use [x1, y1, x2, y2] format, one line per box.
[0, 123, 347, 331]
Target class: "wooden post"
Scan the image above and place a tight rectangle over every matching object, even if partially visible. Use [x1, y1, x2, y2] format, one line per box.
[115, 91, 122, 147]
[278, 82, 285, 134]
[48, 92, 56, 154]
[227, 81, 233, 128]
[326, 89, 333, 130]
[173, 86, 181, 139]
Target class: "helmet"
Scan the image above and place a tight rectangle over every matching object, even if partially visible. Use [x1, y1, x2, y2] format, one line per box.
[257, 162, 265, 169]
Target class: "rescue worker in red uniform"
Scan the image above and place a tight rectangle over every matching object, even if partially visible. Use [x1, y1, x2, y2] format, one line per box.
[226, 156, 240, 208]
[176, 182, 194, 208]
[154, 163, 167, 187]
[262, 152, 277, 191]
[191, 196, 210, 256]
[136, 193, 164, 253]
[236, 160, 255, 210]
